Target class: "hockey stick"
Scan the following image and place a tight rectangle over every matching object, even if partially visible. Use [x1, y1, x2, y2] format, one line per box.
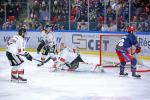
[37, 56, 52, 67]
[18, 54, 43, 63]
[32, 58, 43, 63]
[79, 62, 104, 72]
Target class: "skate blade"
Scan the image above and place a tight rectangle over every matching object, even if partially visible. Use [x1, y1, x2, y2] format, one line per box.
[11, 79, 27, 83]
[119, 75, 128, 77]
[18, 80, 27, 83]
[132, 76, 141, 79]
[11, 79, 19, 83]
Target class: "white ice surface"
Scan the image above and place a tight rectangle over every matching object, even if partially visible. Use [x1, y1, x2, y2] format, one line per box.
[0, 52, 150, 100]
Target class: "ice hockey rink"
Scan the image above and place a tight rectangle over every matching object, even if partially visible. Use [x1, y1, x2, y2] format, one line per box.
[0, 52, 150, 100]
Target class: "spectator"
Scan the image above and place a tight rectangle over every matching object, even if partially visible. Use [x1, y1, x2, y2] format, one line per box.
[77, 20, 88, 30]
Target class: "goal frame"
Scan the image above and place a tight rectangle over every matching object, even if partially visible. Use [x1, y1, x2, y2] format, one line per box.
[99, 34, 125, 67]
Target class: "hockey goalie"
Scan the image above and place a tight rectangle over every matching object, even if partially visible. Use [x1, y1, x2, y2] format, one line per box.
[54, 43, 104, 72]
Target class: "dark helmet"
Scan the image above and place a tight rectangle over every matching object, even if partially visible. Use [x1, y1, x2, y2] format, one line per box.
[18, 27, 27, 37]
[44, 24, 52, 31]
[127, 26, 136, 33]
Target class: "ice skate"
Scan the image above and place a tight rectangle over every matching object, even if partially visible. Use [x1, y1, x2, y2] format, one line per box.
[132, 73, 141, 78]
[67, 68, 76, 72]
[119, 72, 128, 77]
[11, 70, 18, 82]
[18, 75, 27, 83]
[11, 74, 18, 82]
[18, 69, 27, 83]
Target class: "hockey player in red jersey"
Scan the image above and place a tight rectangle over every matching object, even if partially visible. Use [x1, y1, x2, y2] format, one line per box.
[116, 26, 141, 78]
[6, 27, 33, 82]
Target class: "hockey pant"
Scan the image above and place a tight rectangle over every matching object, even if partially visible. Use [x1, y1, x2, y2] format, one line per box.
[59, 55, 84, 70]
[6, 51, 26, 80]
[37, 41, 45, 54]
[42, 45, 56, 55]
[116, 50, 137, 73]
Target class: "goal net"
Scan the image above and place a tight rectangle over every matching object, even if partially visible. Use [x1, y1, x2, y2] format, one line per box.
[99, 34, 124, 67]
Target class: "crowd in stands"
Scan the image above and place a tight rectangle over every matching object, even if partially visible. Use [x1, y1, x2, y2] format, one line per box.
[0, 0, 150, 32]
[0, 1, 22, 30]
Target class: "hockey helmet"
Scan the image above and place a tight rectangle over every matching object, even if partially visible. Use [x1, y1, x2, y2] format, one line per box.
[44, 24, 52, 31]
[18, 27, 27, 37]
[127, 26, 136, 33]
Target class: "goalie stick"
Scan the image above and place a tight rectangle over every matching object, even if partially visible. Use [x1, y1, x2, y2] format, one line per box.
[78, 62, 104, 72]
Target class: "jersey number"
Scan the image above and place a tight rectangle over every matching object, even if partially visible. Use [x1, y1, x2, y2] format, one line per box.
[118, 39, 125, 46]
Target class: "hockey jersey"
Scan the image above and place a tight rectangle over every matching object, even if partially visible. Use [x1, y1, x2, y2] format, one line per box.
[59, 47, 78, 63]
[116, 33, 140, 51]
[41, 31, 56, 47]
[6, 35, 26, 55]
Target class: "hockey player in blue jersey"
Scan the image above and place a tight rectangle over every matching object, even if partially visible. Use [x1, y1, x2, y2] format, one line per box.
[116, 26, 141, 78]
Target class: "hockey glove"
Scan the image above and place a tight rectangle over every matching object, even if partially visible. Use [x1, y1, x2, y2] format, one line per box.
[135, 47, 141, 54]
[24, 52, 33, 61]
[44, 45, 51, 50]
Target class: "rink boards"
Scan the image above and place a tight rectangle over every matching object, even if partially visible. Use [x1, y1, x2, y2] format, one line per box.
[0, 31, 150, 60]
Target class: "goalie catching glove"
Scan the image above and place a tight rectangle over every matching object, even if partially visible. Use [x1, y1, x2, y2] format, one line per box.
[24, 52, 33, 61]
[135, 47, 141, 54]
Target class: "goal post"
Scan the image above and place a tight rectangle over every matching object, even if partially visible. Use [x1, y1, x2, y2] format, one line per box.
[99, 33, 125, 67]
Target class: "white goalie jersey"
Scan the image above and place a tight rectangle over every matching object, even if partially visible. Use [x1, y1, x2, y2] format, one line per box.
[54, 43, 104, 72]
[59, 47, 78, 63]
[6, 35, 26, 55]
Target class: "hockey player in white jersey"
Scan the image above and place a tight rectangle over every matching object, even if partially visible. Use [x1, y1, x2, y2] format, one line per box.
[6, 27, 33, 82]
[37, 25, 54, 54]
[37, 24, 57, 69]
[55, 43, 103, 72]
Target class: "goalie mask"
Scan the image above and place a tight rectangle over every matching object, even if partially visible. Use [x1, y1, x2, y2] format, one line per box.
[18, 27, 27, 38]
